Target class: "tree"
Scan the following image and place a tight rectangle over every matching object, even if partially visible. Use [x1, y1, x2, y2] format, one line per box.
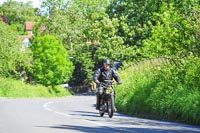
[38, 0, 110, 49]
[0, 0, 40, 34]
[142, 2, 200, 57]
[70, 44, 94, 85]
[37, 0, 111, 85]
[0, 21, 32, 78]
[106, 0, 162, 46]
[31, 35, 74, 86]
[87, 17, 137, 64]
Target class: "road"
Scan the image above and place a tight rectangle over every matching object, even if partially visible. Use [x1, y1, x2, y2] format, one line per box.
[0, 93, 200, 133]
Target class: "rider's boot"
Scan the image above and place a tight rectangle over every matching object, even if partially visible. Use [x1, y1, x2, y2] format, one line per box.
[96, 94, 100, 110]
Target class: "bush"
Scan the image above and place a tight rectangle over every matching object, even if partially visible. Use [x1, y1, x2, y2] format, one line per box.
[31, 35, 74, 86]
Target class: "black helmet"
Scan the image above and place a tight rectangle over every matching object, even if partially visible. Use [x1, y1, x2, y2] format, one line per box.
[103, 59, 111, 65]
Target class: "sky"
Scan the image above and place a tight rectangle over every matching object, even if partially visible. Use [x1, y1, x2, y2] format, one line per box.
[0, 0, 42, 8]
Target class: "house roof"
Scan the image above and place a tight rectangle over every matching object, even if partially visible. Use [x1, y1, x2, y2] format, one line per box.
[19, 22, 46, 40]
[25, 22, 36, 31]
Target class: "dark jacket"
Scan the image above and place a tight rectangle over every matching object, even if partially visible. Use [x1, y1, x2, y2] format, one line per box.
[93, 67, 121, 84]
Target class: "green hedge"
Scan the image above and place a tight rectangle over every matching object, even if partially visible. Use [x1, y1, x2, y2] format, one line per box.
[115, 56, 200, 125]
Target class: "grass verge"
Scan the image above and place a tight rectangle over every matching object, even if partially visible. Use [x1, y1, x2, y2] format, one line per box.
[115, 56, 200, 125]
[0, 77, 72, 98]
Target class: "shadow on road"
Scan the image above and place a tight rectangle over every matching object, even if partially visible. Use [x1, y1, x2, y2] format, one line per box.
[37, 124, 200, 133]
[76, 92, 96, 96]
[50, 109, 200, 133]
[38, 92, 200, 133]
[69, 110, 100, 117]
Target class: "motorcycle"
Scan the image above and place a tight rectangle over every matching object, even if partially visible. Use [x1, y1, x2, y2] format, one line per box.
[99, 80, 115, 118]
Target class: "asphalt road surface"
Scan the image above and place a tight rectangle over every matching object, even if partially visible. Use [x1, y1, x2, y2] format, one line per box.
[0, 93, 200, 133]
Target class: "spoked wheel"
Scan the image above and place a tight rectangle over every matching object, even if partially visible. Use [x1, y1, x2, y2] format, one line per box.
[107, 97, 114, 118]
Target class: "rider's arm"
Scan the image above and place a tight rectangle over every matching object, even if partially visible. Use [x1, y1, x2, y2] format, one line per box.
[112, 69, 121, 84]
[93, 68, 101, 84]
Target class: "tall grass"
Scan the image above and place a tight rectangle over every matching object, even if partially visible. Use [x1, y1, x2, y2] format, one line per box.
[115, 56, 200, 125]
[0, 77, 72, 98]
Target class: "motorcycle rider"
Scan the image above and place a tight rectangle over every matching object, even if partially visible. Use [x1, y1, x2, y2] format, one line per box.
[93, 59, 121, 111]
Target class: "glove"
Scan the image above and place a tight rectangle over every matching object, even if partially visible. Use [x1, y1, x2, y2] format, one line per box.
[117, 81, 122, 85]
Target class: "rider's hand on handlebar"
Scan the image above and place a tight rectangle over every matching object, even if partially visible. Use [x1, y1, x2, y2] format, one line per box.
[117, 81, 122, 85]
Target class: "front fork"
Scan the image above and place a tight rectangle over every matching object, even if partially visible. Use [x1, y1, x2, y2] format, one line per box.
[100, 92, 115, 111]
[111, 92, 115, 109]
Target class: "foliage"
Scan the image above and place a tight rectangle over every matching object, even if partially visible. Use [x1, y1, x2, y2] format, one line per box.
[107, 0, 200, 58]
[116, 56, 200, 125]
[38, 0, 70, 36]
[65, 0, 111, 84]
[0, 0, 40, 34]
[0, 21, 32, 78]
[38, 0, 110, 49]
[70, 44, 94, 85]
[87, 16, 138, 66]
[36, 0, 110, 85]
[106, 0, 164, 46]
[147, 56, 200, 125]
[31, 35, 74, 86]
[70, 0, 109, 22]
[0, 77, 71, 97]
[142, 3, 199, 57]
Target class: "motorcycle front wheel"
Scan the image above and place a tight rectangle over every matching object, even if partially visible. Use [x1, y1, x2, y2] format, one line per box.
[99, 102, 106, 117]
[100, 112, 104, 117]
[107, 95, 114, 118]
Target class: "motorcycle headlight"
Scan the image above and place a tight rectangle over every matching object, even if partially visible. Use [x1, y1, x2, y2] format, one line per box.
[106, 87, 113, 94]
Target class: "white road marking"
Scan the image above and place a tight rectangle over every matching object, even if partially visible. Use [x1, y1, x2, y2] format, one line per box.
[43, 99, 136, 133]
[43, 97, 200, 133]
[54, 111, 71, 117]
